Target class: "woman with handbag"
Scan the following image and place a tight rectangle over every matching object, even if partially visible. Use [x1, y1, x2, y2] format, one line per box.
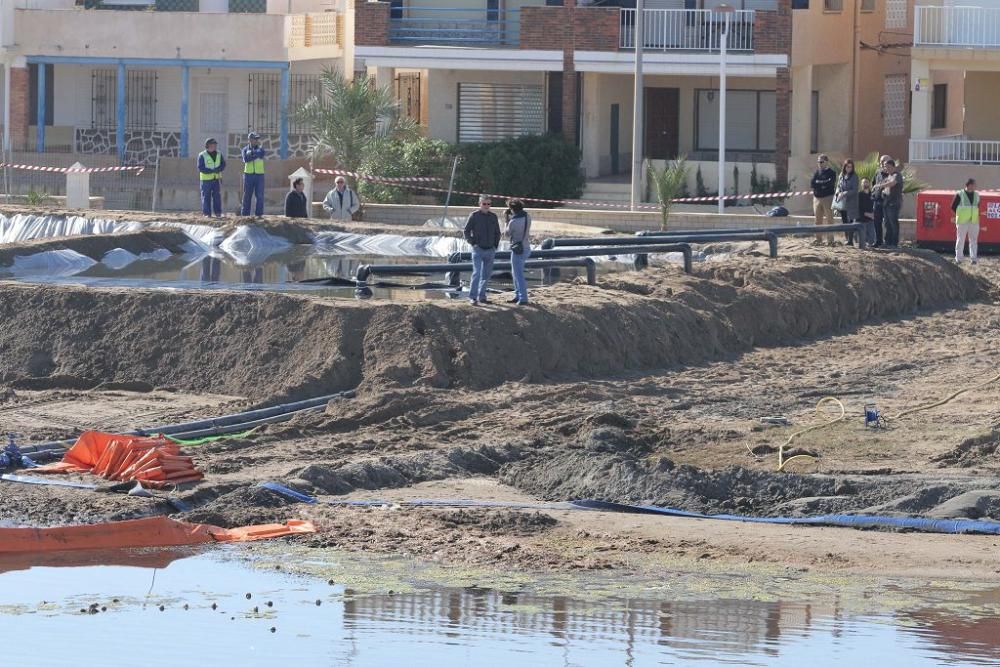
[504, 198, 532, 305]
[834, 159, 860, 246]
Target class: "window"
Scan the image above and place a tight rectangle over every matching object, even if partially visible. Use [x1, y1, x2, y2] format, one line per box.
[886, 0, 906, 29]
[823, 0, 842, 11]
[883, 74, 907, 137]
[860, 0, 874, 12]
[247, 73, 322, 134]
[791, 0, 809, 8]
[457, 83, 544, 143]
[28, 64, 54, 127]
[696, 89, 776, 153]
[932, 84, 947, 130]
[90, 69, 157, 131]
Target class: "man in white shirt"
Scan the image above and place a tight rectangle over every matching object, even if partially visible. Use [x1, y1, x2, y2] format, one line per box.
[322, 176, 361, 221]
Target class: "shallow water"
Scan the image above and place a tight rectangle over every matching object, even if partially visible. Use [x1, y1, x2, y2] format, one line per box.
[2, 547, 999, 666]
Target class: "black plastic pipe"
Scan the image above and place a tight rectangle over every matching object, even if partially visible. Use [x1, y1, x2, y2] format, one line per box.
[448, 243, 694, 274]
[541, 232, 778, 259]
[355, 257, 598, 298]
[637, 223, 864, 238]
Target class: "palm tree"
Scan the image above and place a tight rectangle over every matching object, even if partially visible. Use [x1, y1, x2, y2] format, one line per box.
[647, 156, 689, 231]
[835, 151, 928, 194]
[295, 68, 419, 177]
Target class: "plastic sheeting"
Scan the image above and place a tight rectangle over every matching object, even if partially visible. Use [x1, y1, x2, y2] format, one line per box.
[101, 247, 174, 270]
[0, 213, 222, 249]
[314, 231, 465, 258]
[219, 225, 293, 266]
[9, 249, 97, 277]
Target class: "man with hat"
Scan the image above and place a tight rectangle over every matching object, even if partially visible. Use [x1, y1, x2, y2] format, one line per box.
[197, 137, 226, 218]
[241, 131, 267, 217]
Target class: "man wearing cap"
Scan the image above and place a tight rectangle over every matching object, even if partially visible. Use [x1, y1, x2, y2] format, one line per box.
[322, 176, 361, 221]
[197, 137, 225, 218]
[241, 132, 267, 217]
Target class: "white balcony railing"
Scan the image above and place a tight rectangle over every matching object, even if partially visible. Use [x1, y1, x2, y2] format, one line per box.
[909, 138, 1000, 164]
[288, 12, 339, 48]
[620, 9, 755, 52]
[914, 6, 1000, 48]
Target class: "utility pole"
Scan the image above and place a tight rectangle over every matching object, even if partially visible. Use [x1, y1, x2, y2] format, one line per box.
[630, 0, 645, 211]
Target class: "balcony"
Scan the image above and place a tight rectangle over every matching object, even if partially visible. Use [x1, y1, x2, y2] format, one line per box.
[388, 7, 521, 47]
[914, 6, 1000, 49]
[909, 137, 1000, 164]
[620, 9, 755, 52]
[14, 8, 342, 61]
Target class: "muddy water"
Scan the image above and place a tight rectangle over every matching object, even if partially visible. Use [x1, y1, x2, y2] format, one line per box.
[2, 548, 999, 666]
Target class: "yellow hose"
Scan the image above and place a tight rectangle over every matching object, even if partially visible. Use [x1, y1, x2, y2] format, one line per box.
[777, 396, 845, 472]
[895, 372, 1000, 419]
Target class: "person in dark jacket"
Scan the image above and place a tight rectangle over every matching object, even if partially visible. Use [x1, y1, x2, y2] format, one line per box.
[811, 154, 837, 244]
[284, 178, 308, 218]
[834, 159, 859, 246]
[463, 195, 501, 305]
[870, 154, 891, 247]
[197, 137, 226, 218]
[877, 159, 904, 248]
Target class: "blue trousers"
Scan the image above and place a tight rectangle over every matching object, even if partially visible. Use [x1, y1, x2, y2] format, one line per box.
[510, 246, 531, 302]
[242, 173, 265, 216]
[469, 247, 496, 302]
[200, 179, 222, 217]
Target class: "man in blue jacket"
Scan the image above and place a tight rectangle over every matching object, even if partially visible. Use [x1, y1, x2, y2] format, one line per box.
[197, 137, 225, 217]
[241, 132, 266, 217]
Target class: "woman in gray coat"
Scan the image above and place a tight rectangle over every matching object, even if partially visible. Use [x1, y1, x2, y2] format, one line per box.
[834, 159, 860, 246]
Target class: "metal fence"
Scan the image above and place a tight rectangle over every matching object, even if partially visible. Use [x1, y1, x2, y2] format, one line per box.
[248, 73, 322, 135]
[619, 9, 755, 52]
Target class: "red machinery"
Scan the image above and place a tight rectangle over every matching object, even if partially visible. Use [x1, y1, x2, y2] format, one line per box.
[916, 189, 1000, 252]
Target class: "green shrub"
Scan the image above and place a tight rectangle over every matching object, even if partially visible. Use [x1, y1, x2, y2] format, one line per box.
[358, 137, 453, 204]
[451, 134, 584, 207]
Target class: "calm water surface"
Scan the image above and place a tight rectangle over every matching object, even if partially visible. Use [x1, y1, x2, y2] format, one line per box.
[1, 548, 998, 666]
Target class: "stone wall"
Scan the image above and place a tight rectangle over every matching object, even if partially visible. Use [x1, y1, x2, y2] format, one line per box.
[227, 133, 312, 159]
[75, 129, 182, 165]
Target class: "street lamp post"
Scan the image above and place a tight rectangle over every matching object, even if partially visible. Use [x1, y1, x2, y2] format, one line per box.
[630, 0, 645, 211]
[716, 4, 734, 215]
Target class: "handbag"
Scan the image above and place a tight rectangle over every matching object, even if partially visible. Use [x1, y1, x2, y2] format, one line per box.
[831, 193, 844, 212]
[510, 241, 524, 255]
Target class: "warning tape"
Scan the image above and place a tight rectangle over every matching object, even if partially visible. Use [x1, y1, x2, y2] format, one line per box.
[316, 171, 809, 209]
[0, 163, 146, 175]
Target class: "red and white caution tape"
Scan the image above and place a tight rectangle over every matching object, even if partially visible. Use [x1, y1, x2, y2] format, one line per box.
[0, 163, 145, 175]
[316, 167, 814, 209]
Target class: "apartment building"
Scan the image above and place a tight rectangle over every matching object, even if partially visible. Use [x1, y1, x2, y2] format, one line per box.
[0, 0, 921, 201]
[0, 0, 347, 162]
[908, 0, 1000, 187]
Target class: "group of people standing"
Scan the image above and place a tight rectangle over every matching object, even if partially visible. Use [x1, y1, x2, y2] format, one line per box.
[811, 153, 903, 249]
[197, 133, 269, 218]
[463, 195, 532, 306]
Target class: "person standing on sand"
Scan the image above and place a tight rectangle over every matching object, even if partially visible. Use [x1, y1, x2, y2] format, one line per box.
[284, 177, 308, 218]
[464, 195, 501, 306]
[834, 159, 860, 247]
[871, 155, 891, 247]
[878, 160, 904, 248]
[504, 198, 532, 305]
[197, 137, 225, 218]
[952, 178, 981, 265]
[811, 154, 837, 244]
[858, 179, 875, 249]
[240, 132, 267, 217]
[322, 176, 361, 221]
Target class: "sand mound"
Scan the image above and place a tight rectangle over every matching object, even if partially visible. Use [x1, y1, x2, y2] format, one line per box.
[0, 248, 985, 401]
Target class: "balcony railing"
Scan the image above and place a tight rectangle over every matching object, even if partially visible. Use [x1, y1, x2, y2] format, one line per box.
[909, 138, 1000, 164]
[914, 6, 1000, 48]
[289, 12, 340, 48]
[620, 9, 754, 52]
[389, 7, 520, 47]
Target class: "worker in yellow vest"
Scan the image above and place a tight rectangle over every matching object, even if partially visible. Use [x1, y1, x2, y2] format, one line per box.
[241, 131, 267, 217]
[197, 137, 226, 218]
[951, 178, 981, 265]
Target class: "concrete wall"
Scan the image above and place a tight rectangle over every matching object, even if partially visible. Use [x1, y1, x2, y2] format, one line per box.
[361, 201, 918, 239]
[424, 69, 545, 143]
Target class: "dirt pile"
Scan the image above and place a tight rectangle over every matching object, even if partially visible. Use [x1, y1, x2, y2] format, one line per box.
[0, 229, 191, 267]
[0, 247, 983, 402]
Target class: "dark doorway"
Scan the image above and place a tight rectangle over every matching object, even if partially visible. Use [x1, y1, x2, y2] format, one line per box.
[610, 103, 620, 175]
[644, 87, 679, 160]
